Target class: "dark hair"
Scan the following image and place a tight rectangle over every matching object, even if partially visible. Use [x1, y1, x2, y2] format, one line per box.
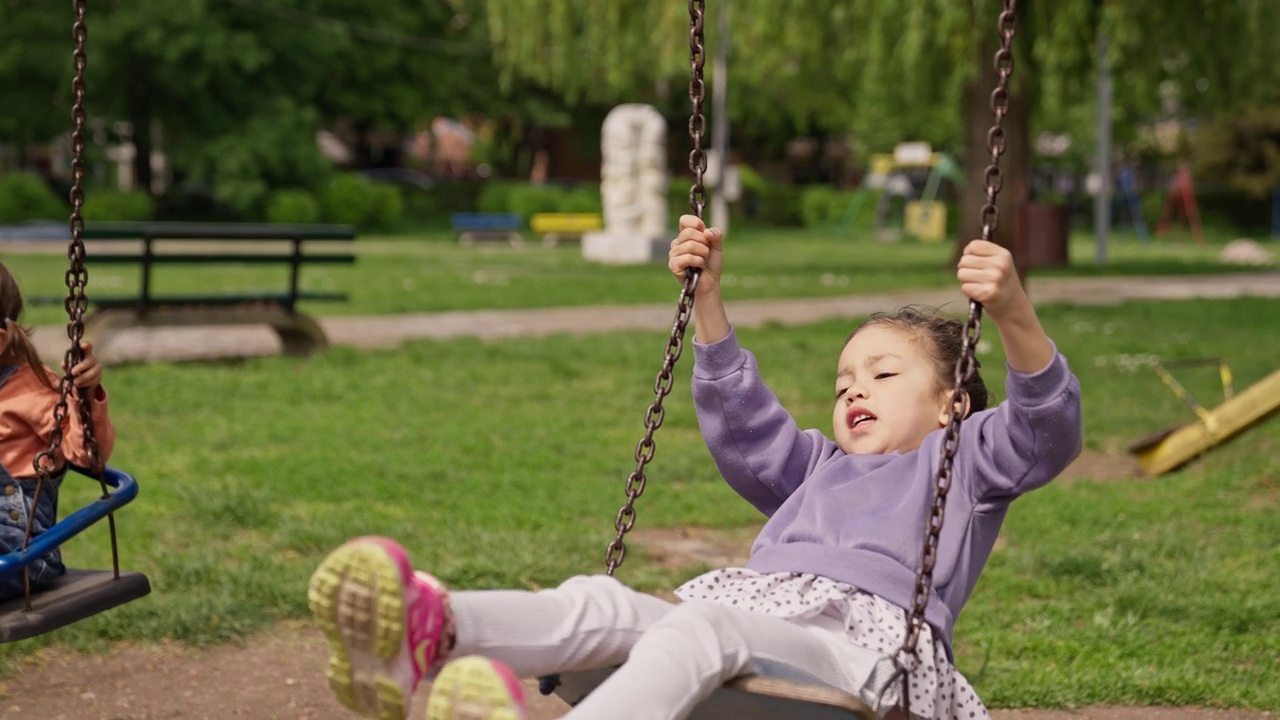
[0, 263, 55, 390]
[847, 306, 989, 416]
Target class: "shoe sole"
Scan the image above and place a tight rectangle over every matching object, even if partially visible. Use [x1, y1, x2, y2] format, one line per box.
[309, 540, 412, 720]
[426, 656, 525, 720]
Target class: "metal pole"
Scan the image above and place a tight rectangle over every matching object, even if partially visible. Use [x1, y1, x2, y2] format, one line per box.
[710, 0, 730, 232]
[1093, 31, 1112, 266]
[1271, 188, 1279, 240]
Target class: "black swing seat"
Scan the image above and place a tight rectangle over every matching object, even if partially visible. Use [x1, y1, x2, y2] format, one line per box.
[0, 568, 150, 643]
[551, 668, 877, 719]
[0, 465, 150, 643]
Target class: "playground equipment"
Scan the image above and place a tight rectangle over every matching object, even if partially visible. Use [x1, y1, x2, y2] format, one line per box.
[0, 0, 150, 642]
[1154, 164, 1206, 245]
[1129, 358, 1280, 476]
[839, 142, 960, 242]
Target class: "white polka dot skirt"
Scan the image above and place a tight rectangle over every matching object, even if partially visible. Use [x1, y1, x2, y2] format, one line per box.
[676, 568, 990, 720]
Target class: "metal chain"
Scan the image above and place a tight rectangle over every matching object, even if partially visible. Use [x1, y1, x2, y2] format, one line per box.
[896, 0, 1018, 707]
[23, 0, 115, 610]
[604, 0, 706, 576]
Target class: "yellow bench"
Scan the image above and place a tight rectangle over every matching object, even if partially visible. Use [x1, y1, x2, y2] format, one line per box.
[529, 213, 603, 247]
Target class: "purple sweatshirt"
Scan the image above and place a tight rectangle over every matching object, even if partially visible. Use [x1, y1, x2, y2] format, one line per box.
[692, 329, 1082, 651]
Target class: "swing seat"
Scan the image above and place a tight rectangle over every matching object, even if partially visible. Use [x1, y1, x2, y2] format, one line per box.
[550, 668, 877, 719]
[0, 466, 151, 643]
[0, 568, 150, 643]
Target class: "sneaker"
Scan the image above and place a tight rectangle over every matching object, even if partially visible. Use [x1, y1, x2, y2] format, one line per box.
[425, 656, 527, 720]
[309, 536, 454, 720]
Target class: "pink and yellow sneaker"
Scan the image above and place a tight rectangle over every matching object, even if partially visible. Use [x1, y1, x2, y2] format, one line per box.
[425, 656, 527, 720]
[309, 537, 454, 720]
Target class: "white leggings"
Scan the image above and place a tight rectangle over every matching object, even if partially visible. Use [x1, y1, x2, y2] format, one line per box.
[449, 574, 897, 719]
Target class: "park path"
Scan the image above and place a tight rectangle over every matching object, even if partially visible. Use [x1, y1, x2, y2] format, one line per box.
[29, 271, 1280, 364]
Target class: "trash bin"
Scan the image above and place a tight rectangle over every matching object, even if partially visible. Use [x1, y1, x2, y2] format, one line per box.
[1017, 202, 1070, 268]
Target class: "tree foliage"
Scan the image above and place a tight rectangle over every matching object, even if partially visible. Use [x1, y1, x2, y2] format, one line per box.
[485, 0, 1280, 254]
[484, 0, 1280, 155]
[1191, 104, 1280, 199]
[4, 0, 1277, 224]
[0, 0, 511, 213]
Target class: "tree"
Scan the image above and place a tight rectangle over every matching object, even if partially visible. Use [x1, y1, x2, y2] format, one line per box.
[481, 0, 1280, 258]
[1191, 104, 1280, 200]
[0, 0, 515, 214]
[0, 0, 82, 163]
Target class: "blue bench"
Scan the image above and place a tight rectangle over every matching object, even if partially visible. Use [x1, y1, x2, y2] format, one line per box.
[451, 213, 523, 246]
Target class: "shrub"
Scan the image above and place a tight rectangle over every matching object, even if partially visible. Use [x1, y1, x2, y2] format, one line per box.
[800, 186, 840, 228]
[366, 183, 404, 232]
[1191, 104, 1280, 201]
[505, 184, 566, 219]
[560, 185, 602, 213]
[0, 172, 67, 223]
[476, 181, 526, 214]
[320, 174, 403, 232]
[265, 190, 320, 224]
[81, 189, 154, 222]
[753, 182, 804, 227]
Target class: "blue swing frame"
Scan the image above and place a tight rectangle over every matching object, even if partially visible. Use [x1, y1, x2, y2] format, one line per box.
[0, 465, 139, 577]
[0, 465, 149, 644]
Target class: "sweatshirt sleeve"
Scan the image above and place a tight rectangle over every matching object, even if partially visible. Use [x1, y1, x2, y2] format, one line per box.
[959, 342, 1082, 507]
[28, 368, 117, 470]
[692, 328, 842, 516]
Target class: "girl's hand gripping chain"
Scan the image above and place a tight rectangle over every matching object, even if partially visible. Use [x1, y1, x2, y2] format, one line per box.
[956, 240, 1052, 374]
[669, 214, 725, 294]
[669, 214, 730, 344]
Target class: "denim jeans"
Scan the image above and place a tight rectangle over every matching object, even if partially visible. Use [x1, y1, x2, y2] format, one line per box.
[0, 464, 65, 600]
[0, 362, 67, 601]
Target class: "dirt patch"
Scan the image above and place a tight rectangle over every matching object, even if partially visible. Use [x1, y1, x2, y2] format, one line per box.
[0, 623, 573, 720]
[1058, 448, 1145, 483]
[0, 625, 1272, 719]
[630, 525, 759, 571]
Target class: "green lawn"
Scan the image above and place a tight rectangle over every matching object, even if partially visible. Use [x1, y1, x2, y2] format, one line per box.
[1, 295, 1276, 710]
[5, 227, 1263, 325]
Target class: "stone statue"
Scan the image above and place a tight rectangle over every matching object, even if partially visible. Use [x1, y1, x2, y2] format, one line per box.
[583, 104, 670, 264]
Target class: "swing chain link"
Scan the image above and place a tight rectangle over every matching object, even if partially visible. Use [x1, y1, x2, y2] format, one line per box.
[898, 0, 1017, 696]
[24, 0, 112, 609]
[605, 0, 706, 576]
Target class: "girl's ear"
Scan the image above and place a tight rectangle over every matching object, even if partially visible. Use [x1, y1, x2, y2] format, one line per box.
[936, 390, 970, 426]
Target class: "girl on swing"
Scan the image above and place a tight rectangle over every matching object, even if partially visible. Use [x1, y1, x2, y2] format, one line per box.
[310, 216, 1082, 720]
[0, 262, 115, 600]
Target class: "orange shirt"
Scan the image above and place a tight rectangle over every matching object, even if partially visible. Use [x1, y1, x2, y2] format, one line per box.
[0, 364, 115, 479]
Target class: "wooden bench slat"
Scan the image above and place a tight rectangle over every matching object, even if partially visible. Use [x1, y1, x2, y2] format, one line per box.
[90, 292, 348, 308]
[86, 253, 355, 265]
[83, 221, 356, 241]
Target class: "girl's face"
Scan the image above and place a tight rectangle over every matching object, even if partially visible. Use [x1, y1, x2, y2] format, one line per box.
[831, 325, 952, 455]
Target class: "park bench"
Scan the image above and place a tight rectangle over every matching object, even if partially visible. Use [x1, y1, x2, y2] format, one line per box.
[529, 212, 602, 247]
[37, 221, 356, 357]
[451, 213, 523, 246]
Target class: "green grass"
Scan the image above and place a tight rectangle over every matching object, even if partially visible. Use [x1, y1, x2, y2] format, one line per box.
[4, 227, 1265, 325]
[0, 295, 1276, 709]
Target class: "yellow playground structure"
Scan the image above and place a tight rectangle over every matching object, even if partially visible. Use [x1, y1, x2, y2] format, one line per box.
[839, 142, 961, 242]
[1129, 358, 1280, 476]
